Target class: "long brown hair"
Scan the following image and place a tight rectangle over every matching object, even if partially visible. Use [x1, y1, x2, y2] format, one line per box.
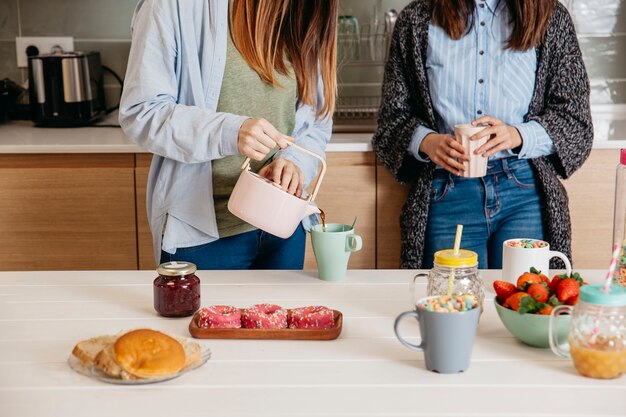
[431, 0, 555, 51]
[230, 0, 338, 117]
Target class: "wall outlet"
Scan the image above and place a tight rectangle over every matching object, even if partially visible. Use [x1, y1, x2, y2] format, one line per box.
[15, 37, 75, 68]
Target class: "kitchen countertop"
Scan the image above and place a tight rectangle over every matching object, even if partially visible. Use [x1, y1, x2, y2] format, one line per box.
[1, 106, 625, 153]
[0, 119, 373, 154]
[0, 269, 624, 417]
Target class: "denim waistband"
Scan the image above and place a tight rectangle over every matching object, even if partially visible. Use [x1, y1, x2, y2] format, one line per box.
[486, 157, 531, 174]
[433, 157, 531, 179]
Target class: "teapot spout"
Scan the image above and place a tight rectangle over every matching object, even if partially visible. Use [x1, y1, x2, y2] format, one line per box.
[304, 203, 321, 218]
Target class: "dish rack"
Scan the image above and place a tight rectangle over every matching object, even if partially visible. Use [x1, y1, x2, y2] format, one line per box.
[337, 24, 392, 66]
[334, 95, 381, 120]
[335, 23, 390, 123]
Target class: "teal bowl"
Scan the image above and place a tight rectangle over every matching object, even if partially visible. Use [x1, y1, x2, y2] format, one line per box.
[494, 297, 570, 348]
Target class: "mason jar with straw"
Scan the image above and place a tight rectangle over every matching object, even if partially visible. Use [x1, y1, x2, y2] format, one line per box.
[413, 225, 484, 310]
[549, 243, 626, 379]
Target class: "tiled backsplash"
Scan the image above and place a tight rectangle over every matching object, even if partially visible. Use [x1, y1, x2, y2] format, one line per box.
[0, 0, 135, 109]
[0, 0, 625, 108]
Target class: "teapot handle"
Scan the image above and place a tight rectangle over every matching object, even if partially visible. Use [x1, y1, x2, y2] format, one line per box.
[239, 138, 327, 202]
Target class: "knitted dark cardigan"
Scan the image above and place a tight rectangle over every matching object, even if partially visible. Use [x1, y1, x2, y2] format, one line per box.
[372, 0, 593, 269]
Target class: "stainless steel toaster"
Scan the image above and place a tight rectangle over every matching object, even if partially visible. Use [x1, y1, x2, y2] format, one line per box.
[28, 51, 105, 127]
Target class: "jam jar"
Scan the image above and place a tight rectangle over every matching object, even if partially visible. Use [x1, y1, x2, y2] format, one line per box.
[153, 261, 201, 317]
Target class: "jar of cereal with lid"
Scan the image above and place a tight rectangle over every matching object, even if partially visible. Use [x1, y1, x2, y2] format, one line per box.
[413, 249, 484, 310]
[153, 261, 201, 317]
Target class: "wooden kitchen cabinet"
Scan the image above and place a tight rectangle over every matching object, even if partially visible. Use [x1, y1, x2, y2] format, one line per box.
[376, 163, 409, 269]
[136, 154, 155, 270]
[303, 152, 377, 269]
[375, 149, 620, 269]
[563, 149, 619, 268]
[0, 154, 137, 270]
[135, 152, 377, 270]
[0, 148, 612, 272]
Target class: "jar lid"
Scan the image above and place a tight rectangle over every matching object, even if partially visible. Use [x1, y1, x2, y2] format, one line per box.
[434, 249, 478, 267]
[580, 284, 626, 306]
[157, 261, 197, 276]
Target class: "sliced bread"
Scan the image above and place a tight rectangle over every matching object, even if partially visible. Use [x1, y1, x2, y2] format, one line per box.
[71, 335, 115, 367]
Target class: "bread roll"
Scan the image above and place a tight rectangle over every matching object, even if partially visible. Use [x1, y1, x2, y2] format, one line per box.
[94, 343, 136, 380]
[113, 329, 186, 378]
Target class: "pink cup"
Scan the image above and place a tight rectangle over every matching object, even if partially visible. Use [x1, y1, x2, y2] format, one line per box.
[454, 124, 489, 178]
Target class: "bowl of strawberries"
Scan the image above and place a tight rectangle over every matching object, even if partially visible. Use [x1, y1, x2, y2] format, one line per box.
[493, 268, 586, 348]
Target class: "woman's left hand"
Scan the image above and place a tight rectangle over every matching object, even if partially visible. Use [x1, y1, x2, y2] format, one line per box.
[258, 158, 304, 198]
[470, 116, 522, 158]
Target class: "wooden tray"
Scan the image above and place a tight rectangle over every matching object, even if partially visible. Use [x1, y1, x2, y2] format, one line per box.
[188, 309, 343, 340]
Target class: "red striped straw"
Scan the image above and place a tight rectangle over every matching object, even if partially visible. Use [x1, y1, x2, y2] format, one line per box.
[603, 243, 621, 292]
[591, 243, 622, 343]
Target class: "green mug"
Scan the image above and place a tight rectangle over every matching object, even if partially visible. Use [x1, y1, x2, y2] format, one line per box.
[310, 223, 362, 281]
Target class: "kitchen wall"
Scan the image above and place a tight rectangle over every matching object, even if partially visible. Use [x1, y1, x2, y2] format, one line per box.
[0, 0, 136, 109]
[0, 0, 624, 109]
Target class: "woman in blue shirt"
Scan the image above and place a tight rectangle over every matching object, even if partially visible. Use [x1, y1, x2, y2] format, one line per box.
[120, 0, 338, 270]
[373, 0, 593, 269]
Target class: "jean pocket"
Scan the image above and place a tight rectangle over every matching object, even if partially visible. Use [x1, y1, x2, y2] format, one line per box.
[509, 164, 536, 189]
[430, 178, 451, 203]
[175, 241, 213, 254]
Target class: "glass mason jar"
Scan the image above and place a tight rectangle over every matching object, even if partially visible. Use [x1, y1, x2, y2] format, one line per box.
[550, 284, 626, 379]
[413, 249, 484, 310]
[153, 261, 201, 318]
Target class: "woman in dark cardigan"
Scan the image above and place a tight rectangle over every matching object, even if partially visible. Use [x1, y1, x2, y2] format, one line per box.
[372, 0, 593, 269]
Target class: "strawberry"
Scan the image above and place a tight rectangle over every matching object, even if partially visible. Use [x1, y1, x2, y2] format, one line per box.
[566, 294, 580, 306]
[527, 283, 549, 303]
[517, 272, 542, 291]
[549, 275, 563, 295]
[548, 294, 563, 306]
[493, 280, 517, 303]
[569, 272, 584, 286]
[538, 304, 554, 315]
[530, 267, 550, 284]
[557, 278, 580, 303]
[518, 295, 541, 314]
[504, 292, 530, 311]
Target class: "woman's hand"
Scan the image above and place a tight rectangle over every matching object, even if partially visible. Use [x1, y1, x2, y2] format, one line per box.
[258, 157, 305, 197]
[471, 116, 522, 157]
[238, 118, 291, 161]
[419, 133, 469, 176]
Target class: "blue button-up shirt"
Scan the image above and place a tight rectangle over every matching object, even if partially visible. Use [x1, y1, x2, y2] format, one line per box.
[119, 0, 331, 259]
[409, 0, 554, 162]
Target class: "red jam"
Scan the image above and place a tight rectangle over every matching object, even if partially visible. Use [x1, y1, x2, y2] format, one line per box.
[153, 262, 201, 317]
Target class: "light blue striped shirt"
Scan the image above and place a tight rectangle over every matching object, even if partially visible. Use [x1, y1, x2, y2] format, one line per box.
[409, 0, 554, 163]
[119, 0, 331, 260]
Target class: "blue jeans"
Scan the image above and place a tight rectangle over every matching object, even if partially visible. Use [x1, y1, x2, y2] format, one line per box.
[423, 157, 544, 269]
[160, 225, 306, 269]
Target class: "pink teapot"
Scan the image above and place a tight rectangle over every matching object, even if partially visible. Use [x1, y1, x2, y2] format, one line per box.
[228, 141, 327, 239]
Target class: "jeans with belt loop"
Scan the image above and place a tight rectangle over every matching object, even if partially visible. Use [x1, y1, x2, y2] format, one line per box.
[422, 157, 544, 269]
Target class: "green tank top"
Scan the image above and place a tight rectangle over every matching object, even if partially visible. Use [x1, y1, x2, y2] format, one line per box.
[213, 33, 297, 237]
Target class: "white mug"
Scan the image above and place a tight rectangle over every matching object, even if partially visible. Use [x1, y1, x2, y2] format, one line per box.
[501, 238, 572, 282]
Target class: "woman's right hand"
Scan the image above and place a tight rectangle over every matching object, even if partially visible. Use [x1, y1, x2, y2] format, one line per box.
[238, 118, 290, 161]
[419, 133, 469, 176]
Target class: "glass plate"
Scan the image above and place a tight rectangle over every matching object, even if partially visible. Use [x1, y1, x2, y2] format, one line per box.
[68, 345, 211, 385]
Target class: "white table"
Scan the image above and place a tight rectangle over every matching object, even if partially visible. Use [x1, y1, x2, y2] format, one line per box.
[1, 269, 624, 417]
